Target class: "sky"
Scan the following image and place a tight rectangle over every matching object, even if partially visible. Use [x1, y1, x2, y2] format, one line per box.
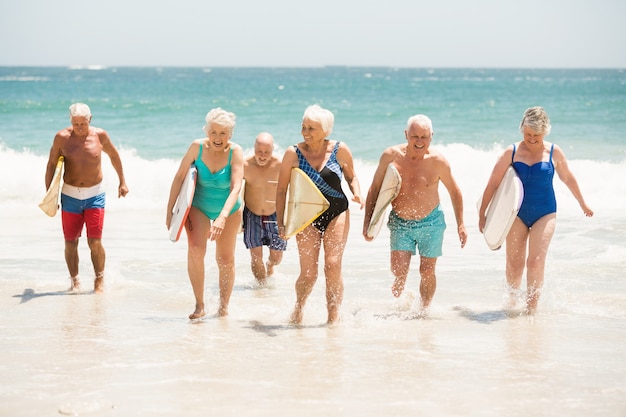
[1, 0, 624, 68]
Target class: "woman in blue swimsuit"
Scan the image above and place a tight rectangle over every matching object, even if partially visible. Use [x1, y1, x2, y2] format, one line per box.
[479, 107, 593, 313]
[276, 105, 364, 324]
[166, 108, 243, 320]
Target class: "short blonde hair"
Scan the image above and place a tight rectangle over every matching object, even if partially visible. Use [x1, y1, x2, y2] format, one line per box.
[519, 106, 551, 136]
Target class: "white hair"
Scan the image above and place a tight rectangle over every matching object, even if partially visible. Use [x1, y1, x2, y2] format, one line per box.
[406, 114, 433, 133]
[69, 103, 91, 119]
[203, 107, 236, 135]
[302, 104, 334, 136]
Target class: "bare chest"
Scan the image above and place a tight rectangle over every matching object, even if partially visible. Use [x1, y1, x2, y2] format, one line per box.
[397, 164, 438, 192]
[63, 134, 102, 160]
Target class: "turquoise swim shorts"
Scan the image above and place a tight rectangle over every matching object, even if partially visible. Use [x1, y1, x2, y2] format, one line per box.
[388, 205, 446, 258]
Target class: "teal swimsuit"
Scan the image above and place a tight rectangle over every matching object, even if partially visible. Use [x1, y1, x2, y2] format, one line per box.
[192, 145, 241, 220]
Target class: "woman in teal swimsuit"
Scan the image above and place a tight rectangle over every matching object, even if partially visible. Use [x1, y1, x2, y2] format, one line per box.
[166, 108, 243, 320]
[479, 107, 593, 314]
[276, 105, 364, 325]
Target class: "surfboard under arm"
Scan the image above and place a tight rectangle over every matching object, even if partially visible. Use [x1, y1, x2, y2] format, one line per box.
[39, 156, 64, 217]
[169, 165, 197, 242]
[479, 166, 524, 250]
[366, 164, 402, 239]
[283, 168, 330, 239]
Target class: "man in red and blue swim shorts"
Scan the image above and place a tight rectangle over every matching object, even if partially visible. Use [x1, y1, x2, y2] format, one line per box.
[44, 103, 129, 293]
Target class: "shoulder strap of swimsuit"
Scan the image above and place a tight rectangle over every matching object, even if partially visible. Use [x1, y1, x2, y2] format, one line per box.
[228, 148, 232, 164]
[549, 143, 554, 163]
[511, 144, 516, 163]
[197, 142, 203, 160]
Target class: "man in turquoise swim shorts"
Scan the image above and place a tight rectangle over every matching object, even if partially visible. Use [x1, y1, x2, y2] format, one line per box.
[363, 115, 467, 312]
[387, 207, 447, 258]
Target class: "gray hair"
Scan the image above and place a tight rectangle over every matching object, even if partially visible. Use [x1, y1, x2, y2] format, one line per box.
[406, 114, 433, 133]
[519, 106, 551, 136]
[203, 107, 236, 135]
[303, 104, 334, 136]
[69, 103, 91, 119]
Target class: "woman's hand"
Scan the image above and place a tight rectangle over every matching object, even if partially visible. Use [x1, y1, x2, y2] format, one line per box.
[209, 215, 227, 241]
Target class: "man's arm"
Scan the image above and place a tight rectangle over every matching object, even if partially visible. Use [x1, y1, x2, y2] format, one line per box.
[45, 132, 65, 189]
[99, 129, 128, 197]
[439, 157, 466, 248]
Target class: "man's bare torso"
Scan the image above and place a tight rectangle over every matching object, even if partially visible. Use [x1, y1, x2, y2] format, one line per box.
[243, 156, 281, 216]
[58, 126, 104, 188]
[391, 144, 443, 220]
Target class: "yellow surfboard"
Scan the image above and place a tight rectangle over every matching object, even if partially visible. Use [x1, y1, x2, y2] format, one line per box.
[284, 168, 330, 239]
[39, 156, 64, 217]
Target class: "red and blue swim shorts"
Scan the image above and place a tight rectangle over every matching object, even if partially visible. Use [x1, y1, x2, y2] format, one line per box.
[60, 183, 106, 240]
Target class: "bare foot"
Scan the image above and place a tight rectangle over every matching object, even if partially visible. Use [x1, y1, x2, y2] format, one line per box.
[290, 305, 303, 325]
[391, 277, 406, 298]
[93, 276, 104, 293]
[524, 301, 538, 315]
[526, 289, 540, 315]
[217, 304, 229, 317]
[189, 307, 206, 320]
[327, 310, 340, 325]
[69, 276, 81, 292]
[266, 261, 275, 277]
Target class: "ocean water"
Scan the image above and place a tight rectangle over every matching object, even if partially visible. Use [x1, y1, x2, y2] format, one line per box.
[1, 67, 625, 416]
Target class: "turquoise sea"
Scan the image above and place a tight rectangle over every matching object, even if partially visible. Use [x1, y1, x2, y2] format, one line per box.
[1, 67, 625, 417]
[2, 66, 625, 161]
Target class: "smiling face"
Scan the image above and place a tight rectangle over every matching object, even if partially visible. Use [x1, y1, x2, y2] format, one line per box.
[301, 118, 327, 143]
[522, 126, 546, 147]
[254, 140, 273, 166]
[70, 115, 91, 136]
[405, 121, 432, 154]
[206, 122, 232, 149]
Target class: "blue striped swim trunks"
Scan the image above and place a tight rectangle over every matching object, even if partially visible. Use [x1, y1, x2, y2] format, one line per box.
[242, 206, 287, 251]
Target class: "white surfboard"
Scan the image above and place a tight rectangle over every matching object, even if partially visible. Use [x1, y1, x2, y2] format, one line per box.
[39, 156, 64, 217]
[366, 164, 402, 239]
[284, 168, 330, 239]
[238, 179, 246, 234]
[169, 165, 198, 242]
[479, 165, 524, 250]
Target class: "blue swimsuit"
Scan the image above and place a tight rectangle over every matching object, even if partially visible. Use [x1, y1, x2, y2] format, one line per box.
[295, 141, 348, 232]
[512, 143, 556, 227]
[192, 145, 241, 220]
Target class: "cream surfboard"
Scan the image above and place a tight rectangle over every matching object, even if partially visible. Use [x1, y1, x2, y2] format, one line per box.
[479, 165, 524, 250]
[284, 168, 330, 239]
[39, 156, 64, 217]
[169, 165, 198, 242]
[366, 164, 402, 239]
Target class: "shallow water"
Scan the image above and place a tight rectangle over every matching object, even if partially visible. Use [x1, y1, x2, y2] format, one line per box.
[1, 202, 625, 417]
